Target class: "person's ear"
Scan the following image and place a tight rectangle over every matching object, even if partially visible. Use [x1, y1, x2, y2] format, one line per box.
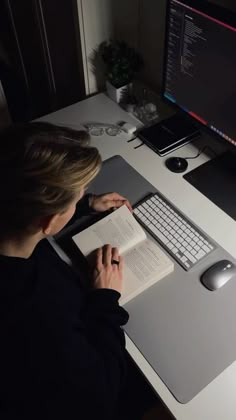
[41, 214, 60, 235]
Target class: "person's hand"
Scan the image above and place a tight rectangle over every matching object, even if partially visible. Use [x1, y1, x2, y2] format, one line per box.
[89, 192, 132, 213]
[92, 244, 123, 294]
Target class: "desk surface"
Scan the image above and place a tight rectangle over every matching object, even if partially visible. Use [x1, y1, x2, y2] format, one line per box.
[39, 93, 236, 420]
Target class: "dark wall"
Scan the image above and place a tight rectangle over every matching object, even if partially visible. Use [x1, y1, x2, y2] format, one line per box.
[0, 0, 85, 122]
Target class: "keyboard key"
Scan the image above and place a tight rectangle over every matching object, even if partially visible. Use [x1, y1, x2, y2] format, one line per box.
[149, 225, 169, 245]
[185, 250, 197, 264]
[202, 244, 211, 253]
[195, 250, 206, 260]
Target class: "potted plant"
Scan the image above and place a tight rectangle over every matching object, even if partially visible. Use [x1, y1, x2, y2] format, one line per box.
[101, 40, 143, 103]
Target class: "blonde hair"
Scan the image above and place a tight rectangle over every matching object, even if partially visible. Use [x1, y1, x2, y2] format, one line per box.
[0, 122, 101, 236]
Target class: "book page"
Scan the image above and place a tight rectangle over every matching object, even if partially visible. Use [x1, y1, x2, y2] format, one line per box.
[121, 239, 174, 305]
[73, 205, 146, 256]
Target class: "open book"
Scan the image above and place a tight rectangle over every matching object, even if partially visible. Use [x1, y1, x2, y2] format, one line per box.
[72, 205, 174, 305]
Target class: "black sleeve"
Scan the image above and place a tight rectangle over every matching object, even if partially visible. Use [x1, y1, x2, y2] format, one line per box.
[64, 193, 96, 229]
[73, 193, 94, 218]
[69, 290, 129, 419]
[27, 220, 129, 420]
[30, 288, 129, 420]
[68, 289, 129, 419]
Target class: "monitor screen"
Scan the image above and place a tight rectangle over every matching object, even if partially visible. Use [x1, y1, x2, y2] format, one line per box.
[162, 0, 236, 146]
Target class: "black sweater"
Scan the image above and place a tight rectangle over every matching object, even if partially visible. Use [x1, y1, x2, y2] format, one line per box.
[0, 197, 129, 420]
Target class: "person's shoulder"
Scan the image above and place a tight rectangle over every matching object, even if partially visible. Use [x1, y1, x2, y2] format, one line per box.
[32, 239, 60, 267]
[33, 238, 51, 257]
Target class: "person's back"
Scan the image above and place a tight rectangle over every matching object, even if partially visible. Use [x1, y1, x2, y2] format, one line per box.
[0, 122, 129, 419]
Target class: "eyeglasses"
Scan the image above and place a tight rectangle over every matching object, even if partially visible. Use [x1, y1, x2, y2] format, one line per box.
[84, 123, 123, 137]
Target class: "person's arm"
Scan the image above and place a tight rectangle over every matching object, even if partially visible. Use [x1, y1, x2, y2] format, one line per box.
[74, 244, 128, 417]
[72, 193, 94, 219]
[76, 288, 129, 418]
[38, 289, 129, 420]
[70, 192, 132, 224]
[63, 194, 95, 231]
[24, 288, 128, 420]
[33, 242, 129, 419]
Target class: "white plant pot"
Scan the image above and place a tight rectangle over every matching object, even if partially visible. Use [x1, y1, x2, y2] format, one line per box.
[106, 80, 129, 103]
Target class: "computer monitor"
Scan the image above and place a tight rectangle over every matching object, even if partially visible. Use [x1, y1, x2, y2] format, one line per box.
[162, 0, 236, 148]
[161, 0, 236, 221]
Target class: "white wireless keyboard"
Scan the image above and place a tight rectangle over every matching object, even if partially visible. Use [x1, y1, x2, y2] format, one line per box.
[134, 192, 216, 270]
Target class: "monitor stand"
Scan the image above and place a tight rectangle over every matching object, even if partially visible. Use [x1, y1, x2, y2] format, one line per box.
[184, 151, 236, 221]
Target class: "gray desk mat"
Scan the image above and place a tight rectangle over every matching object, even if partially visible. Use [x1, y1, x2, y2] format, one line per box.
[85, 156, 236, 403]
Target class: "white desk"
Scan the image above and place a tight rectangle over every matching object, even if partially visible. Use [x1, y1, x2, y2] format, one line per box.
[39, 93, 236, 420]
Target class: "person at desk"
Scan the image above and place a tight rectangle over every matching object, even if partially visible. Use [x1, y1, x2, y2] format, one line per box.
[0, 122, 133, 419]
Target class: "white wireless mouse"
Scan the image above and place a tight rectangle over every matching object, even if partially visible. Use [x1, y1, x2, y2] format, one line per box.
[201, 260, 236, 291]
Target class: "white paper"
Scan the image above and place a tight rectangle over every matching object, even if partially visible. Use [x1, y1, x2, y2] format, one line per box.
[121, 239, 174, 304]
[73, 205, 146, 256]
[73, 205, 174, 305]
